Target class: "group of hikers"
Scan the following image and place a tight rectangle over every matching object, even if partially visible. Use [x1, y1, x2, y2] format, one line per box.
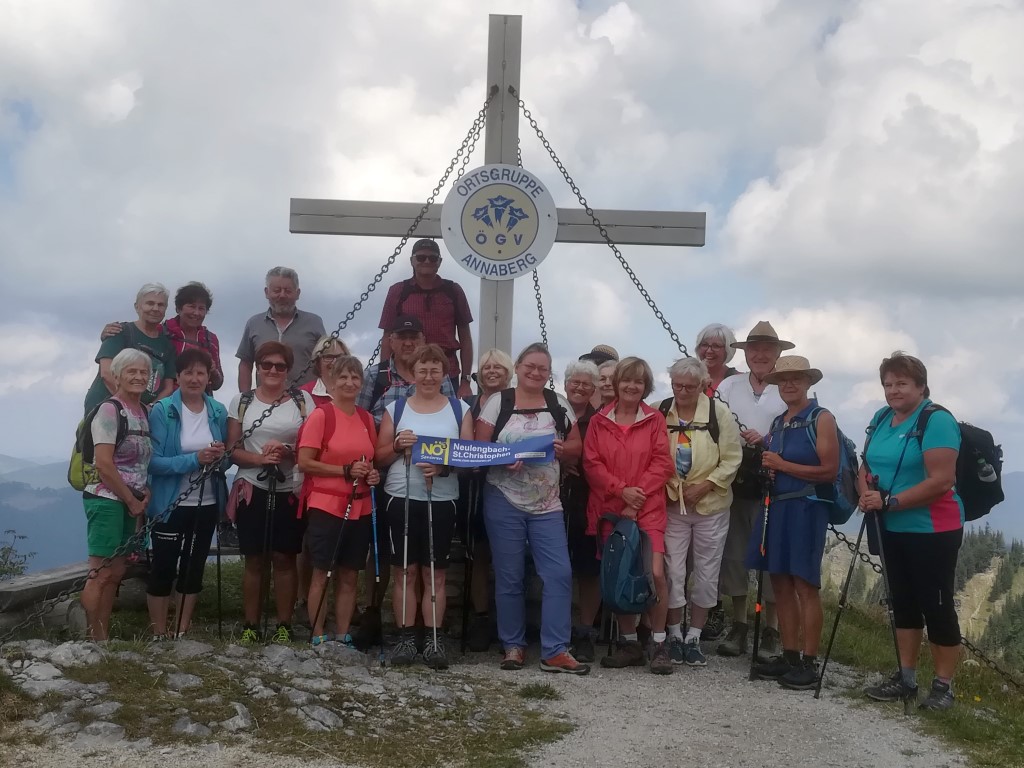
[78, 238, 966, 711]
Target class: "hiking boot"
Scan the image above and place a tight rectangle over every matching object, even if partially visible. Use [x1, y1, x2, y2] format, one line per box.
[239, 625, 259, 646]
[701, 606, 727, 642]
[500, 647, 525, 671]
[919, 678, 954, 711]
[466, 613, 492, 653]
[752, 653, 796, 680]
[684, 638, 707, 667]
[354, 606, 383, 651]
[668, 637, 686, 665]
[779, 658, 819, 690]
[649, 642, 673, 675]
[422, 635, 450, 670]
[572, 633, 596, 664]
[310, 634, 331, 647]
[717, 622, 749, 657]
[601, 640, 647, 669]
[272, 623, 294, 644]
[756, 626, 781, 663]
[865, 671, 919, 703]
[390, 633, 418, 667]
[541, 651, 590, 676]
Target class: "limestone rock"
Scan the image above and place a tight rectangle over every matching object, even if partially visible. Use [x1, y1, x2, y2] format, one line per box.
[47, 641, 104, 667]
[299, 704, 343, 731]
[172, 716, 212, 737]
[170, 639, 214, 660]
[165, 672, 203, 691]
[219, 702, 254, 733]
[81, 701, 122, 719]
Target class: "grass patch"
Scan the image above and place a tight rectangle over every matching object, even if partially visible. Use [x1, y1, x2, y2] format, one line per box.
[516, 682, 562, 701]
[822, 597, 1024, 767]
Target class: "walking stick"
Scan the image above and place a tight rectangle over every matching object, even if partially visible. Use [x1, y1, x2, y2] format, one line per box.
[749, 473, 772, 681]
[370, 486, 384, 668]
[311, 468, 359, 640]
[401, 450, 412, 631]
[216, 481, 223, 641]
[814, 512, 868, 698]
[425, 475, 438, 653]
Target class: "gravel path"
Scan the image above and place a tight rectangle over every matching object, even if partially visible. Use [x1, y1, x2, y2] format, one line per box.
[7, 652, 965, 768]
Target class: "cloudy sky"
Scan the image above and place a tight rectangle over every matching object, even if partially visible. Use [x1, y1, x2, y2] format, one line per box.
[1, 0, 1021, 470]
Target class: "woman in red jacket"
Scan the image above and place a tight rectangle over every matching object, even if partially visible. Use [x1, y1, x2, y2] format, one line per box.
[584, 357, 675, 674]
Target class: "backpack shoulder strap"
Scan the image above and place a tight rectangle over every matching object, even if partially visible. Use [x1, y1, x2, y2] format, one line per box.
[369, 365, 391, 412]
[542, 388, 569, 439]
[489, 388, 518, 441]
[913, 403, 945, 446]
[395, 278, 417, 315]
[320, 403, 336, 451]
[237, 390, 256, 424]
[355, 406, 375, 438]
[394, 397, 407, 428]
[864, 406, 893, 454]
[288, 388, 308, 420]
[707, 399, 720, 444]
[806, 406, 825, 445]
[658, 397, 673, 419]
[448, 396, 464, 430]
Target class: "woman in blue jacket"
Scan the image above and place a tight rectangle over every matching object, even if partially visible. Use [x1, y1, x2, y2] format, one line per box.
[146, 348, 230, 639]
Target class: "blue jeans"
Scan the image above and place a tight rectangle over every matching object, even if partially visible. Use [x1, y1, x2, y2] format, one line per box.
[483, 484, 572, 659]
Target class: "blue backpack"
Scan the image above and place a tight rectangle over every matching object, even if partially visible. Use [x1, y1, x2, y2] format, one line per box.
[599, 514, 656, 615]
[771, 406, 859, 526]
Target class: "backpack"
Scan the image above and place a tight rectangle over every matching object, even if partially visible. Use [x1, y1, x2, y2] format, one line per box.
[599, 514, 656, 615]
[295, 403, 375, 517]
[395, 278, 460, 317]
[393, 396, 464, 433]
[68, 398, 136, 492]
[489, 388, 569, 441]
[658, 397, 719, 443]
[770, 407, 859, 526]
[237, 387, 308, 425]
[367, 365, 394, 416]
[866, 404, 1004, 522]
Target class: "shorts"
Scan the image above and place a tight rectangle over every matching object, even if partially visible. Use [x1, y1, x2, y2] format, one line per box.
[84, 494, 136, 558]
[455, 472, 488, 546]
[720, 495, 774, 602]
[236, 486, 306, 556]
[306, 509, 371, 571]
[386, 497, 457, 568]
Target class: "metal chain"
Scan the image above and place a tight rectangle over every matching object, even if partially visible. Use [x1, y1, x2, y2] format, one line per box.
[0, 87, 500, 649]
[515, 88, 1022, 689]
[517, 135, 554, 388]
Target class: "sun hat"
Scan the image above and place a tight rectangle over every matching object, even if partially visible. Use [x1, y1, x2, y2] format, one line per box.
[764, 355, 823, 385]
[731, 320, 795, 351]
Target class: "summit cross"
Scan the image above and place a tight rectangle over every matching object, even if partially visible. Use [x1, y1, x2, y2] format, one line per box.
[290, 14, 706, 355]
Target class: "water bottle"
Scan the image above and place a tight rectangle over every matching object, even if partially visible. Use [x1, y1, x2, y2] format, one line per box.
[977, 457, 997, 483]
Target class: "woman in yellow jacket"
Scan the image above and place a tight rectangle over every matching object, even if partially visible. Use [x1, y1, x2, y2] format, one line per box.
[660, 357, 743, 666]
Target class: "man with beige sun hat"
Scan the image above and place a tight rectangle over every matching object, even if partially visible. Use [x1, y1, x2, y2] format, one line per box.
[714, 321, 794, 659]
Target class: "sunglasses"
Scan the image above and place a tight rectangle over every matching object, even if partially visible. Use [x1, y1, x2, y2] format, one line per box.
[415, 253, 440, 263]
[258, 361, 288, 372]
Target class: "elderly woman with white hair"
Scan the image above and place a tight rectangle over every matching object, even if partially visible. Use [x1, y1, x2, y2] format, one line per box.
[84, 283, 178, 415]
[561, 358, 602, 661]
[695, 323, 739, 395]
[299, 335, 352, 406]
[660, 357, 743, 665]
[80, 348, 153, 641]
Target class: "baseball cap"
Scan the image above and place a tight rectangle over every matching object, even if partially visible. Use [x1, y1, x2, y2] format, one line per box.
[390, 315, 424, 333]
[411, 238, 441, 255]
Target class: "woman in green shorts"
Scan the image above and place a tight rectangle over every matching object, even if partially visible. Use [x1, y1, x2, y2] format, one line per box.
[80, 348, 153, 641]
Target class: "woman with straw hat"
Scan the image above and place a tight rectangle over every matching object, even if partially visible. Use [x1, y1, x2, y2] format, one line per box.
[746, 355, 839, 691]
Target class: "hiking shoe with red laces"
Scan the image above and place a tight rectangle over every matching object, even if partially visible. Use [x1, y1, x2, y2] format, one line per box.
[540, 651, 590, 676]
[500, 647, 525, 671]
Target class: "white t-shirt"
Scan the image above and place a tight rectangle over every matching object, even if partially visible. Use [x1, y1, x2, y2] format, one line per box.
[228, 390, 315, 492]
[384, 398, 463, 502]
[478, 392, 576, 515]
[716, 373, 786, 445]
[177, 402, 215, 506]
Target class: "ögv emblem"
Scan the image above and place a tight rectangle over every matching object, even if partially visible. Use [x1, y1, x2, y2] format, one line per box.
[441, 163, 558, 281]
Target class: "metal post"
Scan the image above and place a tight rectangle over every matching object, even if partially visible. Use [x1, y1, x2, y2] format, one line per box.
[479, 14, 522, 356]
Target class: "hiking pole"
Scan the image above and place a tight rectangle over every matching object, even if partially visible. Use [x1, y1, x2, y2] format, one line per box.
[311, 466, 360, 641]
[425, 475, 439, 654]
[370, 486, 384, 668]
[460, 473, 477, 654]
[401, 450, 412, 632]
[815, 511, 868, 699]
[749, 473, 772, 681]
[216, 479, 223, 641]
[174, 476, 205, 639]
[866, 471, 912, 715]
[260, 465, 282, 641]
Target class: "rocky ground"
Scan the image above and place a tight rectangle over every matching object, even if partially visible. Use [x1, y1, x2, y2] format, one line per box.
[1, 638, 967, 768]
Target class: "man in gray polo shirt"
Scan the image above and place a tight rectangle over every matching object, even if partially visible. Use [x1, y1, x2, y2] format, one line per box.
[236, 266, 327, 390]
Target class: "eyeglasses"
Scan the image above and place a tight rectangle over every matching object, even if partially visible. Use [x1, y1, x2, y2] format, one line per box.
[671, 382, 701, 392]
[698, 342, 725, 352]
[567, 380, 595, 390]
[320, 354, 342, 362]
[258, 361, 288, 372]
[520, 363, 550, 375]
[415, 253, 440, 263]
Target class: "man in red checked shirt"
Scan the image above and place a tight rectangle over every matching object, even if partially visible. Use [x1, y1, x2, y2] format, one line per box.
[377, 239, 475, 398]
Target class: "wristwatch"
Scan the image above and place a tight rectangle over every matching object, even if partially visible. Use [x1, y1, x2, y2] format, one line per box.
[461, 374, 472, 383]
[888, 495, 901, 510]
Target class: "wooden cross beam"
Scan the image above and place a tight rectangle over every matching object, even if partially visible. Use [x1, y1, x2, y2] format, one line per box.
[289, 14, 706, 356]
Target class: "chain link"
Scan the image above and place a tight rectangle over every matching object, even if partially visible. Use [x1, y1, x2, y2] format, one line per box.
[0, 87, 499, 649]
[514, 88, 1022, 691]
[517, 136, 554, 388]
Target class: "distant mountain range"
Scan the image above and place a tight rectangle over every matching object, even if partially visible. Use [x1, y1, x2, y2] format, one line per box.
[0, 454, 1020, 574]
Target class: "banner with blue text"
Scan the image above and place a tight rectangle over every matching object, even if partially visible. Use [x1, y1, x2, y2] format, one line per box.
[411, 434, 554, 468]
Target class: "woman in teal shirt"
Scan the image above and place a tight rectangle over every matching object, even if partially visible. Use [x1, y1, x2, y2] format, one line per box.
[859, 352, 963, 711]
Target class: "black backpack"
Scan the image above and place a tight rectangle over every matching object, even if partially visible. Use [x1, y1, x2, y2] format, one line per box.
[395, 278, 460, 316]
[658, 397, 719, 444]
[867, 403, 1004, 522]
[490, 388, 569, 441]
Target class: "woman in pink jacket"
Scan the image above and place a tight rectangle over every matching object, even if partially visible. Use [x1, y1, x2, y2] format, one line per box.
[584, 357, 675, 674]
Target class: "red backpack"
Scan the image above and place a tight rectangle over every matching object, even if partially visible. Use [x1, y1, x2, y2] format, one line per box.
[296, 403, 375, 518]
